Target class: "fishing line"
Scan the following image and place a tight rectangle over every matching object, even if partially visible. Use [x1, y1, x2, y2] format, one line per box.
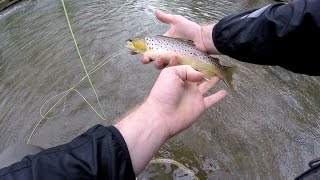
[39, 92, 67, 119]
[148, 158, 199, 180]
[61, 0, 105, 119]
[38, 50, 124, 120]
[27, 50, 125, 144]
[27, 0, 126, 144]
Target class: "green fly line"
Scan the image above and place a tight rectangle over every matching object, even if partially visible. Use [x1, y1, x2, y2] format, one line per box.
[38, 49, 125, 120]
[60, 0, 105, 118]
[27, 49, 124, 143]
[27, 0, 126, 143]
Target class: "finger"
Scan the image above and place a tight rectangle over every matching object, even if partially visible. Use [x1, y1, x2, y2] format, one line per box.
[154, 56, 167, 70]
[155, 9, 176, 24]
[198, 76, 220, 95]
[204, 90, 227, 108]
[168, 56, 179, 67]
[163, 28, 178, 37]
[141, 55, 151, 64]
[174, 65, 204, 82]
[163, 29, 174, 37]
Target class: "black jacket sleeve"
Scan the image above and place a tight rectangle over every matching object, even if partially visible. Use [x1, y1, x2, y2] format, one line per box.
[0, 125, 135, 180]
[213, 0, 320, 76]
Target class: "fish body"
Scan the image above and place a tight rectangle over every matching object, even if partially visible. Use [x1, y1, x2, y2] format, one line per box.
[126, 35, 235, 88]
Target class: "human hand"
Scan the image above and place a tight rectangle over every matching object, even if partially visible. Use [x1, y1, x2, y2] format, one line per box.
[145, 65, 227, 137]
[115, 65, 226, 174]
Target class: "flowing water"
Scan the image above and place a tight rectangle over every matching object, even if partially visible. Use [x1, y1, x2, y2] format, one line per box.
[0, 0, 319, 179]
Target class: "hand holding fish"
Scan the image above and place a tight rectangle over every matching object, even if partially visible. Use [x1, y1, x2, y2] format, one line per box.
[137, 9, 221, 69]
[126, 35, 235, 88]
[126, 10, 235, 89]
[115, 65, 226, 174]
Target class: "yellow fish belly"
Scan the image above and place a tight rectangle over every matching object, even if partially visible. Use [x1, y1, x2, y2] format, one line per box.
[145, 51, 221, 80]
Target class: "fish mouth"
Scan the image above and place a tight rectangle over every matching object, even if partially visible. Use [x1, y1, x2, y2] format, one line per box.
[125, 38, 147, 53]
[125, 40, 135, 50]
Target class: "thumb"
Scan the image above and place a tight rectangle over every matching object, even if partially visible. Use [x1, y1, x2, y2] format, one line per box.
[173, 65, 204, 82]
[155, 9, 175, 24]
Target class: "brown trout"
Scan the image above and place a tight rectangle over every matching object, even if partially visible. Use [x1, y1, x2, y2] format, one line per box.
[126, 35, 235, 88]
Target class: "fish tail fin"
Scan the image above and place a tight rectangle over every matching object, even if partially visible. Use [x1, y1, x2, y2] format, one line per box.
[193, 63, 236, 91]
[222, 65, 236, 91]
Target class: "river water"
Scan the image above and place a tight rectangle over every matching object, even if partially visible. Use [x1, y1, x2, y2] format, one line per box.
[0, 0, 319, 179]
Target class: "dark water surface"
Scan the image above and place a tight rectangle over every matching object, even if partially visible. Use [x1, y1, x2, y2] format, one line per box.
[1, 0, 319, 179]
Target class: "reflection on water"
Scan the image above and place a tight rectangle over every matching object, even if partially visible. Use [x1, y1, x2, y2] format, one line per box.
[1, 0, 320, 179]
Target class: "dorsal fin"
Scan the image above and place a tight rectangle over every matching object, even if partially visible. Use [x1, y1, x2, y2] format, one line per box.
[209, 56, 220, 64]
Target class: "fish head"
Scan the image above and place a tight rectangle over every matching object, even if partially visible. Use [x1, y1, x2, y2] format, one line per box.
[125, 38, 147, 53]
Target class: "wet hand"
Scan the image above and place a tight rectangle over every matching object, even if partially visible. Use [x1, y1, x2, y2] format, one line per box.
[114, 65, 226, 174]
[155, 10, 206, 51]
[145, 65, 227, 137]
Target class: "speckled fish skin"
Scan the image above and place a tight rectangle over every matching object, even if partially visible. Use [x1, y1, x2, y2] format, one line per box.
[145, 36, 219, 65]
[126, 35, 235, 89]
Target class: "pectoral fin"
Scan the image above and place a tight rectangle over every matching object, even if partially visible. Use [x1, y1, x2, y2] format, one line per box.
[193, 63, 216, 80]
[200, 69, 215, 81]
[221, 66, 236, 90]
